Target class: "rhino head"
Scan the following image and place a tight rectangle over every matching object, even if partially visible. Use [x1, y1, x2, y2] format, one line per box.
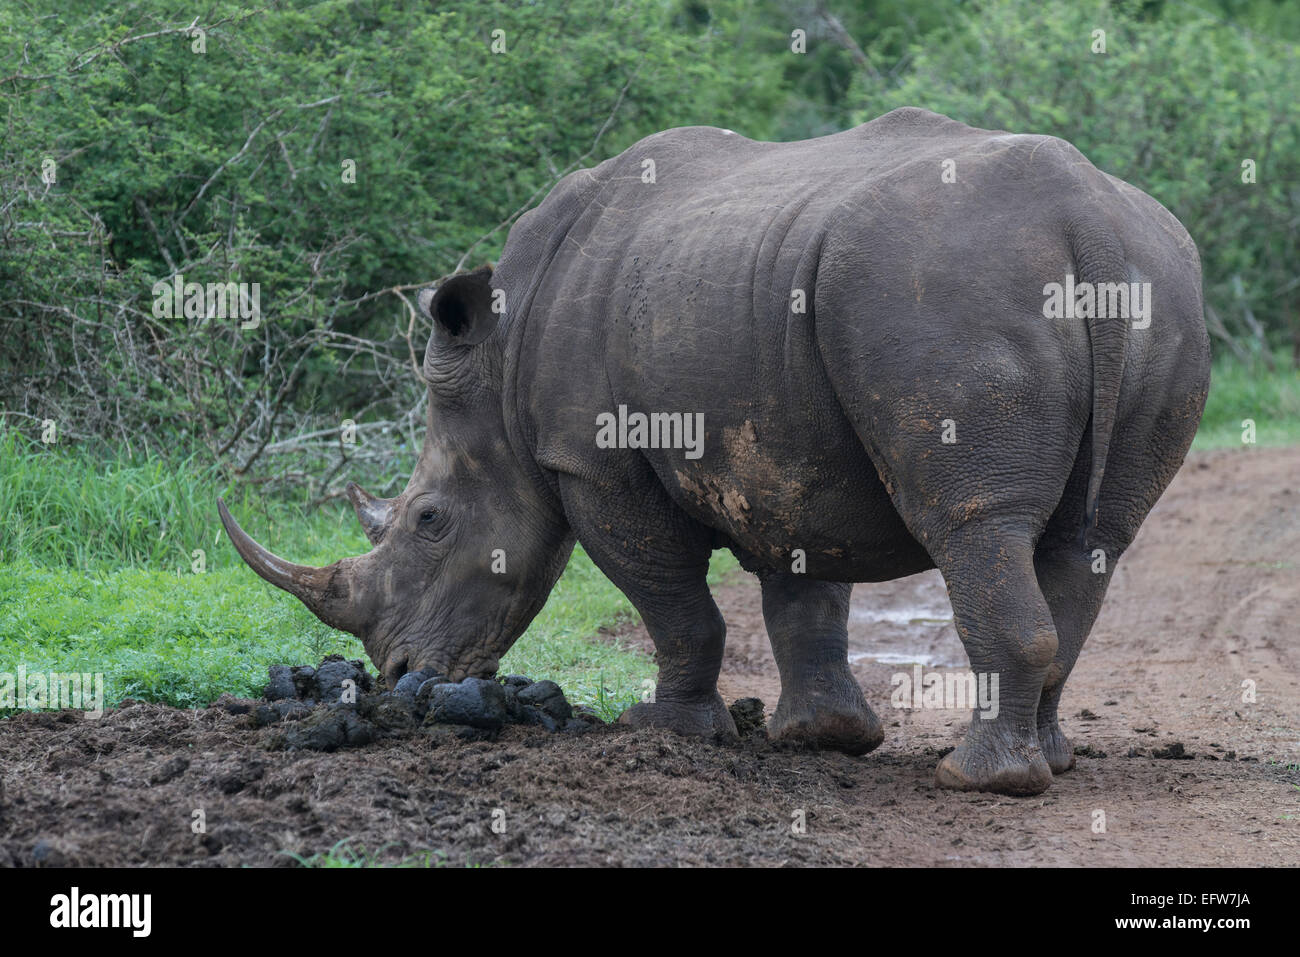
[218, 265, 574, 686]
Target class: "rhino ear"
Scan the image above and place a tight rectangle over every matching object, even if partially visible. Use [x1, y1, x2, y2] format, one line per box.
[422, 265, 497, 357]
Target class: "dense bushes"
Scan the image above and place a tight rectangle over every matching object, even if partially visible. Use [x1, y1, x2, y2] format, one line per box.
[852, 0, 1300, 368]
[2, 0, 1294, 501]
[0, 0, 780, 492]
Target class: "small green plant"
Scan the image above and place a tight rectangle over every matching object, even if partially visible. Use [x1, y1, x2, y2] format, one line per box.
[590, 673, 642, 723]
[283, 839, 452, 868]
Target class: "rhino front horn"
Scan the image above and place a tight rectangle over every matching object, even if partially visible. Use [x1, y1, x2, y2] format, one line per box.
[217, 498, 365, 636]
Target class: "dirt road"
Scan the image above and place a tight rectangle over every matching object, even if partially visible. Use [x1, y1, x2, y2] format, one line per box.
[700, 445, 1300, 865]
[1, 447, 1295, 866]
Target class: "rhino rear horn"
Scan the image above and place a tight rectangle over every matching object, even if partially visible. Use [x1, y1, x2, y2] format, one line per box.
[346, 482, 394, 545]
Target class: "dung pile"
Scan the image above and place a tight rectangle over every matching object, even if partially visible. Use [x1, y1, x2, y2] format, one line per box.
[250, 655, 603, 752]
[728, 697, 767, 739]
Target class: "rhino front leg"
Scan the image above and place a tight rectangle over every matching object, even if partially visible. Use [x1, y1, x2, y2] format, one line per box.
[759, 571, 883, 754]
[615, 588, 736, 739]
[558, 474, 737, 741]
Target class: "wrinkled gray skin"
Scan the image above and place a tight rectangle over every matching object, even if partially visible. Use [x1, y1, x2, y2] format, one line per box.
[221, 108, 1210, 795]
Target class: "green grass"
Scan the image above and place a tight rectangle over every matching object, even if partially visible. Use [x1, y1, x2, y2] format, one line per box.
[0, 557, 366, 708]
[282, 840, 476, 868]
[1193, 350, 1300, 449]
[0, 425, 688, 715]
[0, 531, 668, 717]
[0, 534, 733, 717]
[0, 427, 351, 568]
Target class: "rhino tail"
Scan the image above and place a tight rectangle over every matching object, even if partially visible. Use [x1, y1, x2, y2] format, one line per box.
[1068, 216, 1129, 542]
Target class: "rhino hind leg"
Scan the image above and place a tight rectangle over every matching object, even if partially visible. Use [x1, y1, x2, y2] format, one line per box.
[1029, 389, 1196, 774]
[925, 521, 1060, 796]
[1032, 538, 1115, 774]
[758, 572, 883, 755]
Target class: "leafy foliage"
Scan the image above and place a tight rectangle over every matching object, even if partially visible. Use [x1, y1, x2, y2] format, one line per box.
[847, 0, 1300, 363]
[0, 0, 782, 485]
[3, 0, 1295, 481]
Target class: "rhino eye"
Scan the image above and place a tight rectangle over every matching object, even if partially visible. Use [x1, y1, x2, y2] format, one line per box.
[419, 508, 439, 525]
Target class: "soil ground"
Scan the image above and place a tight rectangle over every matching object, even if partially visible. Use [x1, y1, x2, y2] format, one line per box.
[1, 447, 1296, 867]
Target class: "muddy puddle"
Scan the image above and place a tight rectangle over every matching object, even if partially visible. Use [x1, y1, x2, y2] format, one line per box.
[848, 570, 965, 668]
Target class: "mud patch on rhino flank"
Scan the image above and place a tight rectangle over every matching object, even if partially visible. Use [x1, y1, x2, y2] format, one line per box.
[674, 468, 752, 527]
[722, 418, 809, 506]
[672, 417, 809, 537]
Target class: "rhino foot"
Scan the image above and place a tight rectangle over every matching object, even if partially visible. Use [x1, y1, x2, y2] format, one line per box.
[618, 692, 738, 743]
[935, 738, 1054, 796]
[768, 697, 884, 755]
[1038, 721, 1076, 775]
